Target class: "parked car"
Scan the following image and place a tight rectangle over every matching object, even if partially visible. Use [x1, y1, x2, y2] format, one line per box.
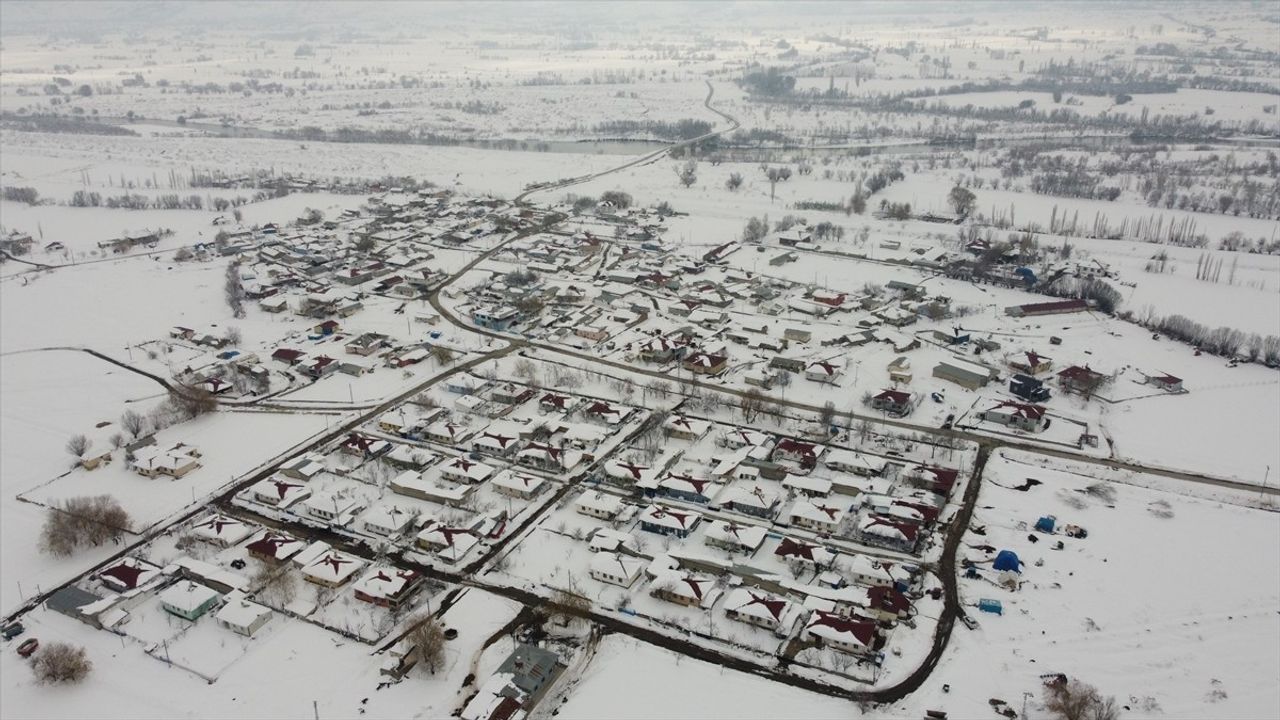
[959, 614, 979, 630]
[16, 638, 38, 658]
[1, 622, 23, 640]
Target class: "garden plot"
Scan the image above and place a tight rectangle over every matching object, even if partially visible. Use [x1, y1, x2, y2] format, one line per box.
[18, 410, 334, 533]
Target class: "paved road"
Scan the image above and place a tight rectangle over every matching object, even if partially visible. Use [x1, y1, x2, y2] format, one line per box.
[515, 80, 739, 203]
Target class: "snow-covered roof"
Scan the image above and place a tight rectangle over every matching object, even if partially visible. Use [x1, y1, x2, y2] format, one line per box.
[703, 520, 768, 550]
[249, 476, 312, 507]
[189, 513, 254, 546]
[216, 597, 272, 629]
[824, 448, 889, 474]
[664, 415, 711, 436]
[159, 580, 221, 614]
[491, 470, 546, 495]
[302, 550, 366, 584]
[575, 491, 624, 516]
[440, 456, 496, 483]
[717, 484, 779, 510]
[805, 610, 877, 649]
[352, 565, 421, 600]
[603, 458, 659, 484]
[244, 530, 306, 562]
[98, 556, 162, 591]
[723, 587, 797, 625]
[638, 504, 701, 531]
[590, 552, 644, 580]
[787, 499, 847, 526]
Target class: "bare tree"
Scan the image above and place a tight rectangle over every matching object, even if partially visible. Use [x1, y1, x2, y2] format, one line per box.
[224, 326, 243, 346]
[739, 388, 765, 422]
[120, 410, 146, 438]
[169, 383, 219, 418]
[431, 345, 455, 366]
[224, 260, 246, 319]
[32, 643, 92, 685]
[726, 172, 743, 191]
[819, 400, 837, 428]
[406, 614, 447, 675]
[550, 589, 592, 623]
[676, 158, 698, 188]
[252, 564, 297, 606]
[40, 495, 132, 557]
[66, 434, 91, 460]
[1043, 679, 1119, 720]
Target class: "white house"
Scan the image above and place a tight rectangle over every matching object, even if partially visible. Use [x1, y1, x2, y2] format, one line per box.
[575, 491, 623, 520]
[361, 504, 417, 537]
[189, 513, 254, 547]
[249, 476, 312, 508]
[703, 520, 768, 554]
[490, 470, 546, 500]
[589, 552, 644, 588]
[722, 587, 802, 635]
[216, 596, 273, 637]
[439, 456, 495, 484]
[786, 500, 848, 535]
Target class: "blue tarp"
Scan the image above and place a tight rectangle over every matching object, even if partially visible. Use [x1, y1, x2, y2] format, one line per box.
[993, 550, 1022, 572]
[1035, 516, 1056, 533]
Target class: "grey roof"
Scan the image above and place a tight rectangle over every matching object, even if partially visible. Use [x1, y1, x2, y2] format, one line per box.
[46, 586, 102, 615]
[497, 644, 560, 695]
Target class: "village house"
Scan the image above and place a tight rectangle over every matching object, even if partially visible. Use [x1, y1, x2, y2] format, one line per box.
[491, 470, 546, 500]
[703, 519, 768, 555]
[786, 499, 848, 535]
[472, 430, 521, 458]
[775, 537, 836, 568]
[857, 515, 921, 553]
[804, 358, 844, 385]
[722, 587, 801, 635]
[189, 513, 254, 547]
[279, 454, 325, 481]
[249, 476, 312, 508]
[131, 444, 202, 479]
[244, 531, 305, 565]
[96, 557, 162, 593]
[425, 420, 474, 446]
[602, 458, 659, 486]
[159, 581, 222, 622]
[301, 550, 366, 588]
[682, 351, 728, 376]
[654, 472, 720, 504]
[804, 611, 881, 656]
[870, 389, 914, 418]
[589, 552, 644, 588]
[345, 332, 388, 356]
[1010, 351, 1052, 375]
[715, 484, 780, 519]
[774, 438, 824, 470]
[664, 415, 711, 441]
[415, 523, 479, 564]
[1057, 365, 1107, 395]
[340, 433, 392, 459]
[575, 491, 624, 520]
[1148, 372, 1184, 392]
[390, 470, 475, 506]
[581, 400, 630, 426]
[782, 474, 832, 498]
[649, 570, 722, 609]
[638, 504, 701, 538]
[216, 596, 273, 637]
[353, 566, 423, 609]
[302, 491, 365, 524]
[440, 456, 496, 484]
[515, 442, 574, 473]
[904, 465, 959, 497]
[361, 504, 417, 537]
[824, 449, 888, 477]
[978, 401, 1047, 432]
